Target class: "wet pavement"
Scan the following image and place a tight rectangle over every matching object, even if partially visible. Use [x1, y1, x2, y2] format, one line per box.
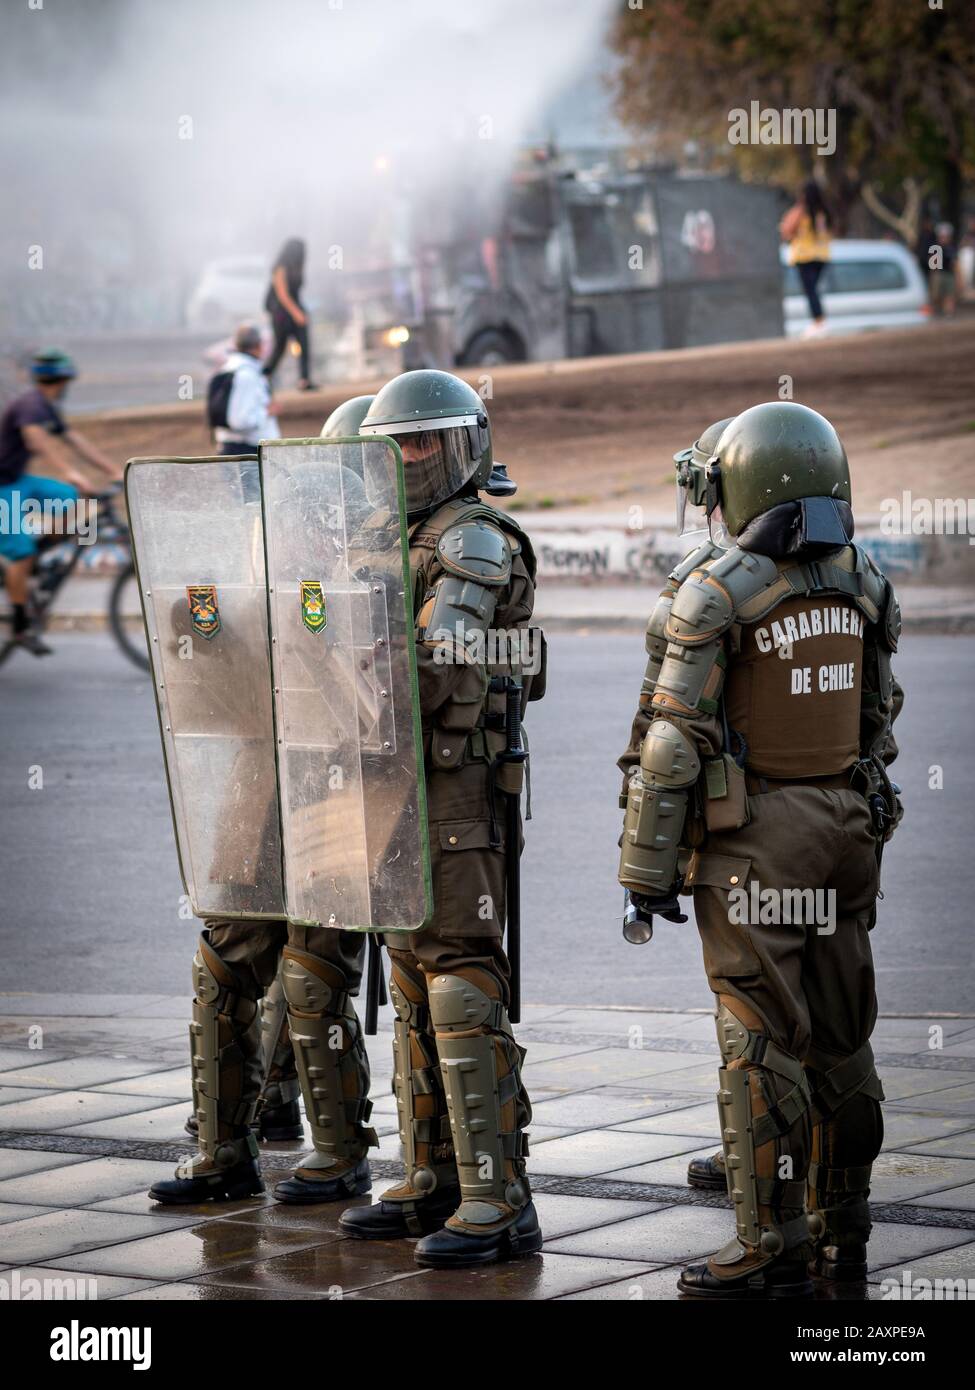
[1, 997, 974, 1300]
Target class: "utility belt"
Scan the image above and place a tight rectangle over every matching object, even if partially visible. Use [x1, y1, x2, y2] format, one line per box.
[424, 686, 528, 795]
[744, 770, 853, 796]
[425, 627, 546, 791]
[696, 754, 860, 836]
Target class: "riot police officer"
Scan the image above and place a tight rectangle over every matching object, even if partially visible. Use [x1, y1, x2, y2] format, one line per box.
[151, 395, 379, 1207]
[617, 402, 903, 1297]
[338, 369, 544, 1268]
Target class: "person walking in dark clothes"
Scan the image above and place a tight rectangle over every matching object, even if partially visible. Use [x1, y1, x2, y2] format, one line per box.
[264, 238, 315, 389]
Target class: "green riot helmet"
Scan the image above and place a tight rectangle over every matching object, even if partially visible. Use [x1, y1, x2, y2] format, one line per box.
[705, 401, 852, 547]
[674, 416, 735, 538]
[320, 394, 375, 439]
[358, 369, 492, 515]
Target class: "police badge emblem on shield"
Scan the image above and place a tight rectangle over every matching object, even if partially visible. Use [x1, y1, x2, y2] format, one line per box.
[299, 580, 326, 634]
[186, 584, 221, 639]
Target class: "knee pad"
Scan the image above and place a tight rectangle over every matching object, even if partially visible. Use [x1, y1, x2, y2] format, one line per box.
[428, 972, 506, 1036]
[280, 947, 347, 1015]
[387, 955, 430, 1029]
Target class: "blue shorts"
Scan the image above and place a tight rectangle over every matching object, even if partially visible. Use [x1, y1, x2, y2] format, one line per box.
[0, 476, 80, 561]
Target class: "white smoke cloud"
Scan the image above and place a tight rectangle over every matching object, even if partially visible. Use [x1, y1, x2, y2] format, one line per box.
[0, 0, 618, 329]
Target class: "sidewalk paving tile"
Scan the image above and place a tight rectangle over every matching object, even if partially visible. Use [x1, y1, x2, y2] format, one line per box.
[114, 1281, 322, 1301]
[219, 1180, 400, 1237]
[910, 1181, 975, 1210]
[343, 1252, 659, 1301]
[91, 1068, 192, 1099]
[609, 1100, 719, 1138]
[0, 1091, 175, 1133]
[518, 1040, 614, 1065]
[88, 1196, 208, 1225]
[892, 1082, 975, 1114]
[522, 1049, 718, 1091]
[0, 1266, 165, 1300]
[0, 1087, 54, 1106]
[191, 1231, 418, 1296]
[894, 1127, 975, 1159]
[0, 1207, 188, 1264]
[557, 1268, 887, 1301]
[596, 1144, 727, 1186]
[0, 995, 168, 1018]
[879, 1069, 975, 1104]
[880, 1112, 975, 1150]
[611, 1061, 724, 1093]
[531, 1192, 664, 1240]
[52, 1219, 330, 1281]
[0, 1148, 93, 1181]
[529, 1090, 703, 1130]
[545, 1205, 719, 1265]
[529, 1129, 704, 1178]
[868, 1240, 975, 1285]
[58, 1100, 199, 1141]
[0, 1056, 172, 1091]
[862, 1221, 974, 1269]
[0, 1047, 71, 1073]
[0, 1157, 176, 1209]
[0, 1202, 61, 1224]
[867, 1151, 975, 1203]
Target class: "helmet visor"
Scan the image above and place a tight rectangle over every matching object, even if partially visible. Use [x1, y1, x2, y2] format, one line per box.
[708, 502, 732, 550]
[675, 451, 709, 538]
[388, 425, 475, 513]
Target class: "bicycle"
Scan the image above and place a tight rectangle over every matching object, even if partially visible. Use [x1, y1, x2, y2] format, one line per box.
[0, 483, 149, 671]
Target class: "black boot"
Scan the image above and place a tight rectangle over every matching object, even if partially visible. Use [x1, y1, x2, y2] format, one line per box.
[339, 1181, 461, 1240]
[149, 1136, 265, 1206]
[687, 1150, 727, 1192]
[414, 1200, 543, 1269]
[257, 1097, 304, 1142]
[678, 1255, 813, 1299]
[809, 1198, 871, 1281]
[274, 1156, 371, 1204]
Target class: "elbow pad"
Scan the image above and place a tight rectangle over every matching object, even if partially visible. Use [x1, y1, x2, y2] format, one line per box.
[619, 720, 700, 896]
[639, 587, 676, 708]
[418, 521, 510, 664]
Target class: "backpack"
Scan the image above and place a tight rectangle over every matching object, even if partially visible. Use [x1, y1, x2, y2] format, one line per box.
[206, 369, 235, 430]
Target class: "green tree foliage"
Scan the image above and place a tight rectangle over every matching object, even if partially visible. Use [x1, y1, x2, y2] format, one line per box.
[611, 0, 975, 234]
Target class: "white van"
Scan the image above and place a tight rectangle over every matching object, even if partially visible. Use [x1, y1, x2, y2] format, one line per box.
[782, 239, 929, 337]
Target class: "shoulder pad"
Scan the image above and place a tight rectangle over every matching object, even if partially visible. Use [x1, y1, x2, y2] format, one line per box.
[883, 588, 901, 652]
[857, 551, 900, 651]
[667, 547, 780, 644]
[646, 586, 676, 654]
[670, 539, 722, 585]
[436, 520, 511, 586]
[855, 547, 888, 627]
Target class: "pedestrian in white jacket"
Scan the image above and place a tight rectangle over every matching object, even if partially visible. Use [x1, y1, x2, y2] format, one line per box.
[213, 323, 280, 453]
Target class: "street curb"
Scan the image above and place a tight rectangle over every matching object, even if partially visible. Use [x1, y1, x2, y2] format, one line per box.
[30, 611, 975, 637]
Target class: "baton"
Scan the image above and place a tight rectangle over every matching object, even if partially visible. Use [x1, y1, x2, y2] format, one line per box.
[502, 678, 527, 1024]
[364, 933, 386, 1036]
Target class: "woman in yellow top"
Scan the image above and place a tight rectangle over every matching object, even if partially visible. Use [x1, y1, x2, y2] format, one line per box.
[781, 181, 833, 337]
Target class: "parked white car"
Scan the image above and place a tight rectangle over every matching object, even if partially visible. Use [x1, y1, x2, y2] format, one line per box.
[185, 255, 267, 330]
[782, 239, 929, 337]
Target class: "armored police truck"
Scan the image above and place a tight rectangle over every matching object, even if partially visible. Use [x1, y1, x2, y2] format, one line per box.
[355, 163, 784, 371]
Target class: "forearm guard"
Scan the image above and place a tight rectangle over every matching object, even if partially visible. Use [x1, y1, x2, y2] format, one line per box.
[619, 719, 701, 896]
[417, 520, 510, 665]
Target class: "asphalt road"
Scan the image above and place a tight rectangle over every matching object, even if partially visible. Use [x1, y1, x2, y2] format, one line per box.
[0, 631, 971, 1014]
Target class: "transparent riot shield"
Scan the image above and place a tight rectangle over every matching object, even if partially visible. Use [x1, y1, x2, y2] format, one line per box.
[260, 437, 431, 933]
[126, 456, 285, 919]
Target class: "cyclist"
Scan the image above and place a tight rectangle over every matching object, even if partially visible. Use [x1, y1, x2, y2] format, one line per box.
[0, 348, 119, 654]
